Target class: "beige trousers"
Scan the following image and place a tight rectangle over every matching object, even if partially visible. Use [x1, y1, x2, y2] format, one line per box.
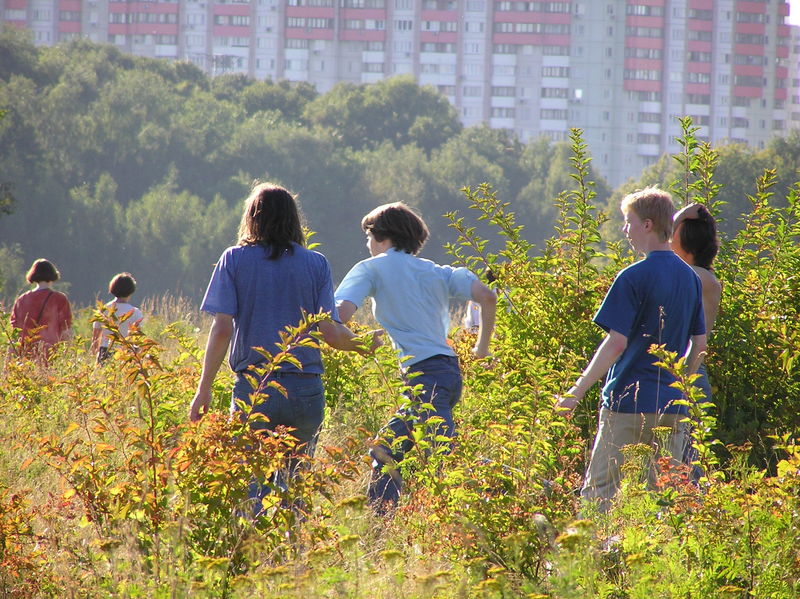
[580, 408, 691, 512]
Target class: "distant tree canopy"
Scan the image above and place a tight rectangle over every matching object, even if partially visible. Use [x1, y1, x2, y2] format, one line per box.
[2, 27, 797, 306]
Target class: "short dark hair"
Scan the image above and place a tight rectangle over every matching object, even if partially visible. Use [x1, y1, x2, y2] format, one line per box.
[26, 259, 60, 283]
[238, 182, 305, 260]
[678, 205, 719, 269]
[361, 202, 429, 255]
[109, 272, 136, 298]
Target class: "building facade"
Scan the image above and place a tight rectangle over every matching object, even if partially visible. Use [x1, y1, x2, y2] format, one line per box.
[2, 0, 798, 186]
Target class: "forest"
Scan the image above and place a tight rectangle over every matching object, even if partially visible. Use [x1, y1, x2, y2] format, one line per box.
[1, 25, 800, 306]
[1, 25, 800, 598]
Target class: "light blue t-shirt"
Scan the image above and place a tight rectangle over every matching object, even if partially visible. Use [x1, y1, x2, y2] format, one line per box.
[201, 243, 339, 374]
[335, 248, 476, 366]
[594, 251, 705, 414]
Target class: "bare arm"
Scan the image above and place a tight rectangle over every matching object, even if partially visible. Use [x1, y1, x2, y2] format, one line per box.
[189, 313, 234, 422]
[319, 318, 383, 354]
[90, 327, 102, 353]
[557, 329, 628, 412]
[685, 333, 707, 377]
[471, 279, 497, 358]
[336, 300, 358, 324]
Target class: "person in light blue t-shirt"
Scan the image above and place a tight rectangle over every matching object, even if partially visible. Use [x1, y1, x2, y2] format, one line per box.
[189, 182, 382, 515]
[557, 187, 707, 512]
[335, 202, 496, 514]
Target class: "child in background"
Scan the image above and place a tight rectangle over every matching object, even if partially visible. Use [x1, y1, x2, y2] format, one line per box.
[91, 272, 144, 364]
[335, 202, 497, 514]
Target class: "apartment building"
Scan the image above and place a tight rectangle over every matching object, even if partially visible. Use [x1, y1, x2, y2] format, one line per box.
[2, 0, 797, 186]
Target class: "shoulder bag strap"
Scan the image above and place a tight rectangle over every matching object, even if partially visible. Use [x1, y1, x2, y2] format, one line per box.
[34, 290, 55, 324]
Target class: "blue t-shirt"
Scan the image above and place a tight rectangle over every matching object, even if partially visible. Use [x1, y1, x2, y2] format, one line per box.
[335, 248, 476, 366]
[594, 251, 705, 414]
[200, 243, 339, 374]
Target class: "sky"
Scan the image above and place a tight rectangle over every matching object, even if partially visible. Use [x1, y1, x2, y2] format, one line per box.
[790, 0, 800, 26]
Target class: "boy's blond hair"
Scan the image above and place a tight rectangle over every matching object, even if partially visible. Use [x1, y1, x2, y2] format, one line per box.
[621, 187, 675, 242]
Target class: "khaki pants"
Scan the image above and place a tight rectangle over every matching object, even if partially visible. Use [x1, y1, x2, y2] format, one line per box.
[581, 408, 690, 512]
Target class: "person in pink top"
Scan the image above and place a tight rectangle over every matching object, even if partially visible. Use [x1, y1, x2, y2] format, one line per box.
[10, 259, 73, 362]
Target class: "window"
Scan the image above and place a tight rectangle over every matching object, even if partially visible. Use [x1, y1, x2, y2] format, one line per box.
[542, 66, 569, 77]
[687, 51, 712, 62]
[491, 107, 515, 118]
[687, 9, 712, 20]
[495, 22, 569, 34]
[734, 33, 767, 45]
[491, 86, 515, 97]
[625, 26, 663, 38]
[686, 72, 711, 84]
[541, 87, 568, 98]
[624, 69, 660, 81]
[638, 112, 660, 123]
[626, 48, 662, 59]
[421, 42, 455, 52]
[685, 94, 710, 104]
[540, 108, 567, 119]
[734, 75, 764, 87]
[626, 5, 664, 16]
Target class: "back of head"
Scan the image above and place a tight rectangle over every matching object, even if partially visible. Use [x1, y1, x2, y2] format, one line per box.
[679, 205, 719, 269]
[361, 202, 429, 255]
[26, 259, 60, 283]
[109, 272, 137, 299]
[621, 187, 675, 242]
[238, 182, 305, 259]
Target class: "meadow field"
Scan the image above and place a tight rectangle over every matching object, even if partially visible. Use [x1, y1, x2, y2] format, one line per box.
[1, 128, 799, 598]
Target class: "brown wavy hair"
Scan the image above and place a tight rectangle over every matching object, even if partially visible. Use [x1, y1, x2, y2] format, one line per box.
[238, 182, 305, 259]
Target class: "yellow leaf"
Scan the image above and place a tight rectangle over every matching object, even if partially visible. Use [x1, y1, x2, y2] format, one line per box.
[64, 422, 80, 435]
[63, 488, 76, 500]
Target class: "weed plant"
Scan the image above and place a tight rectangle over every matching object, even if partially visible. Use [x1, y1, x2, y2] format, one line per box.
[0, 123, 798, 597]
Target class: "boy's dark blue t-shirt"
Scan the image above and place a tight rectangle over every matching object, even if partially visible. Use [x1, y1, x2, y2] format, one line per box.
[594, 251, 705, 414]
[200, 243, 339, 375]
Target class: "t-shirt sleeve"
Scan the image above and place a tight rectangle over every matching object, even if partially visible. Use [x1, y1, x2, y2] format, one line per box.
[316, 255, 340, 322]
[200, 249, 238, 316]
[335, 260, 374, 309]
[593, 272, 638, 336]
[447, 266, 478, 301]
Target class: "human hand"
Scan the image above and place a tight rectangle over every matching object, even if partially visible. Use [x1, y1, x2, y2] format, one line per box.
[189, 388, 212, 422]
[554, 385, 581, 414]
[472, 344, 492, 359]
[367, 329, 384, 353]
[673, 203, 702, 227]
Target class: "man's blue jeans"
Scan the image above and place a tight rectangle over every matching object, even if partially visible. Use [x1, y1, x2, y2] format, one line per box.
[232, 371, 325, 514]
[368, 354, 463, 510]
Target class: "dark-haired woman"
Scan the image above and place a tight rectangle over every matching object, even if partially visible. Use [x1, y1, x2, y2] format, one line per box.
[11, 259, 73, 362]
[188, 182, 381, 513]
[671, 203, 721, 478]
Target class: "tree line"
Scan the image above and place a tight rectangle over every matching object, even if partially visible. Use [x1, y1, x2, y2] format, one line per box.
[1, 26, 798, 306]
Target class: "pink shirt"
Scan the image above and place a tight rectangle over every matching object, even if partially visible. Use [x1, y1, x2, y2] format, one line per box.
[11, 288, 72, 356]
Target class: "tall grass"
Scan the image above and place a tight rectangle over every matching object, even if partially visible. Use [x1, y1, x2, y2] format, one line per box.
[0, 123, 799, 598]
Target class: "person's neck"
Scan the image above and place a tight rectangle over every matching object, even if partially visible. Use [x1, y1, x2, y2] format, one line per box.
[644, 239, 672, 254]
[115, 296, 131, 303]
[35, 282, 53, 290]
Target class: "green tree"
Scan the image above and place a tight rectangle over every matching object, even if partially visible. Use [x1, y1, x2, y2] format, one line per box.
[303, 75, 461, 152]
